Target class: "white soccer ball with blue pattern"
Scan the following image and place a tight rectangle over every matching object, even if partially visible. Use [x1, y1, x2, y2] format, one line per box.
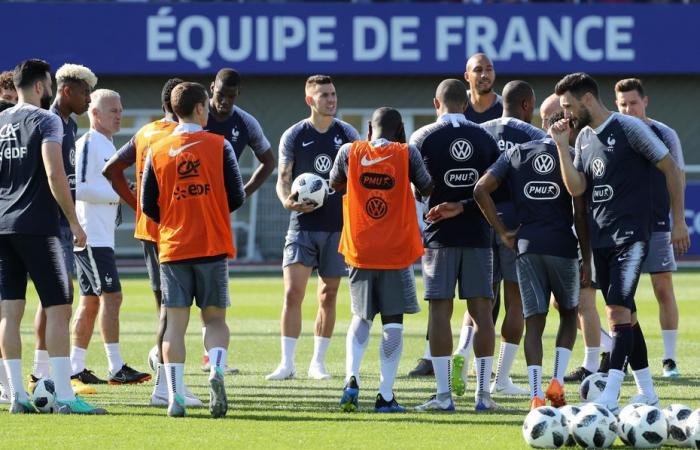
[578, 372, 609, 402]
[31, 378, 56, 413]
[685, 409, 700, 449]
[570, 403, 618, 448]
[292, 172, 329, 210]
[558, 404, 580, 446]
[618, 403, 648, 444]
[148, 345, 159, 372]
[522, 406, 568, 448]
[664, 404, 692, 447]
[623, 405, 668, 448]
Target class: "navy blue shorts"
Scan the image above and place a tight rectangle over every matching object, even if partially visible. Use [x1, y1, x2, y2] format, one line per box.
[0, 234, 71, 307]
[74, 246, 122, 296]
[593, 241, 648, 313]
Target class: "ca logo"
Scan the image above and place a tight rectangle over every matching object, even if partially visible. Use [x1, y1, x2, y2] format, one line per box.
[533, 153, 555, 175]
[449, 139, 473, 161]
[314, 154, 332, 174]
[591, 158, 606, 179]
[365, 197, 388, 219]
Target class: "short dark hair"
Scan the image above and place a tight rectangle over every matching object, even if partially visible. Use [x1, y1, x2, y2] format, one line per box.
[614, 78, 645, 98]
[12, 59, 51, 90]
[502, 80, 534, 111]
[0, 99, 14, 112]
[214, 68, 241, 88]
[161, 78, 184, 112]
[435, 79, 467, 106]
[171, 82, 207, 118]
[547, 110, 566, 129]
[0, 71, 15, 91]
[305, 75, 332, 92]
[554, 72, 599, 100]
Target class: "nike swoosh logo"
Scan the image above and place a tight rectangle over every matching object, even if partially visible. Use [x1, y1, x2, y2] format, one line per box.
[661, 260, 671, 266]
[302, 141, 314, 147]
[581, 144, 590, 150]
[168, 141, 201, 157]
[144, 130, 167, 138]
[618, 257, 628, 262]
[361, 155, 393, 166]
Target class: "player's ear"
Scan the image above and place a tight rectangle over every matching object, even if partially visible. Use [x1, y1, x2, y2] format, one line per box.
[304, 95, 313, 108]
[396, 122, 406, 144]
[433, 98, 440, 110]
[367, 121, 372, 141]
[643, 96, 648, 108]
[210, 82, 215, 95]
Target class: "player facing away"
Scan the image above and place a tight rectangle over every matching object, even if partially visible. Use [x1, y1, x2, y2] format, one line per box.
[141, 82, 246, 418]
[27, 63, 96, 395]
[0, 59, 105, 414]
[552, 73, 689, 412]
[614, 78, 686, 378]
[458, 80, 546, 398]
[411, 79, 501, 412]
[268, 75, 360, 381]
[474, 111, 591, 410]
[103, 78, 203, 407]
[331, 108, 433, 413]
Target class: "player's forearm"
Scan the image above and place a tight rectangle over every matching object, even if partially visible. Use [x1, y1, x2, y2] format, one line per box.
[276, 161, 293, 205]
[76, 182, 121, 204]
[48, 172, 81, 227]
[556, 142, 586, 197]
[573, 196, 591, 264]
[665, 162, 686, 225]
[474, 185, 508, 237]
[244, 162, 274, 198]
[103, 158, 137, 210]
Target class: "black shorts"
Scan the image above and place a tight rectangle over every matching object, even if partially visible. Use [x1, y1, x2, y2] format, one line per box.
[74, 246, 122, 296]
[141, 240, 161, 292]
[0, 234, 71, 307]
[593, 241, 648, 313]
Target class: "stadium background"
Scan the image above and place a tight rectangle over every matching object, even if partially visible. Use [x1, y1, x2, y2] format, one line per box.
[6, 2, 699, 266]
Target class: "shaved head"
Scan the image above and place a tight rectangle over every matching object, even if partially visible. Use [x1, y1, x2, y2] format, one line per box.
[436, 79, 467, 108]
[466, 53, 492, 72]
[371, 107, 403, 139]
[539, 94, 562, 130]
[502, 80, 535, 122]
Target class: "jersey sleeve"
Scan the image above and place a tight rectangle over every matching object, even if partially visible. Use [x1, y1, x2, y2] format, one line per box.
[330, 143, 351, 185]
[278, 124, 299, 166]
[340, 121, 361, 142]
[115, 136, 137, 166]
[488, 150, 511, 181]
[621, 116, 669, 163]
[140, 150, 160, 223]
[659, 125, 685, 170]
[222, 140, 246, 212]
[408, 144, 432, 191]
[39, 111, 63, 145]
[240, 109, 271, 156]
[573, 134, 584, 171]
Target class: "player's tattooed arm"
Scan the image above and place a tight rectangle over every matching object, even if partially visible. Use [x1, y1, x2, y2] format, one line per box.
[276, 159, 315, 213]
[473, 172, 516, 250]
[656, 155, 690, 254]
[550, 119, 586, 196]
[573, 195, 592, 288]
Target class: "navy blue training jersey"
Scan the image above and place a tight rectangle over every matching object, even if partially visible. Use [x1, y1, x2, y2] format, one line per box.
[647, 119, 684, 232]
[0, 104, 64, 236]
[205, 105, 271, 161]
[489, 138, 577, 259]
[279, 118, 360, 232]
[410, 113, 501, 248]
[481, 117, 547, 229]
[573, 112, 669, 248]
[464, 93, 503, 124]
[50, 102, 78, 227]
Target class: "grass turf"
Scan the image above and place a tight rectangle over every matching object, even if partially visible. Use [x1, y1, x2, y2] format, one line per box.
[2, 272, 700, 449]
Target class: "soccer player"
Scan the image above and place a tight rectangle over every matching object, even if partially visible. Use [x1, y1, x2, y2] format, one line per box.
[453, 80, 545, 398]
[0, 59, 104, 414]
[473, 110, 590, 409]
[0, 92, 14, 404]
[141, 81, 246, 418]
[411, 79, 501, 411]
[267, 75, 360, 381]
[331, 107, 433, 413]
[27, 63, 97, 395]
[614, 78, 685, 378]
[552, 72, 689, 412]
[0, 71, 17, 103]
[71, 89, 150, 386]
[103, 78, 202, 406]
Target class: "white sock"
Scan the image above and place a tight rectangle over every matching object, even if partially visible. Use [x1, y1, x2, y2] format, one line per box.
[50, 357, 76, 402]
[553, 347, 572, 384]
[455, 325, 475, 358]
[207, 347, 227, 379]
[379, 324, 403, 401]
[164, 363, 185, 403]
[527, 365, 544, 400]
[661, 329, 677, 361]
[582, 347, 601, 373]
[104, 343, 124, 374]
[153, 363, 167, 395]
[633, 367, 657, 399]
[312, 336, 331, 366]
[493, 342, 518, 387]
[3, 359, 27, 401]
[346, 316, 371, 385]
[475, 356, 493, 395]
[281, 336, 297, 368]
[422, 339, 432, 360]
[0, 358, 9, 391]
[70, 346, 87, 375]
[201, 327, 207, 358]
[33, 350, 50, 378]
[598, 368, 624, 403]
[600, 329, 613, 353]
[433, 356, 451, 395]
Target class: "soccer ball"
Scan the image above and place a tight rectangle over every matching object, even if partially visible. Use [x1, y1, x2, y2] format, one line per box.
[664, 404, 692, 447]
[558, 405, 580, 446]
[623, 405, 668, 448]
[579, 373, 608, 402]
[570, 403, 618, 448]
[31, 378, 56, 413]
[148, 345, 159, 372]
[618, 403, 647, 444]
[685, 409, 700, 449]
[291, 172, 329, 210]
[522, 406, 568, 448]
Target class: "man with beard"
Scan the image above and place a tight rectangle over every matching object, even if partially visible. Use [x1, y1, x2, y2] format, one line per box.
[552, 72, 689, 412]
[267, 75, 360, 381]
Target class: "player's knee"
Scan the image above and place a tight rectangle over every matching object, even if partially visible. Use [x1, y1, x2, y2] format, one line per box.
[652, 279, 675, 305]
[284, 284, 306, 305]
[103, 292, 123, 311]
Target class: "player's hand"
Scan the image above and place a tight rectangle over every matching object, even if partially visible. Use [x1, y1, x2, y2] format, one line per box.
[500, 229, 518, 251]
[580, 260, 592, 288]
[671, 221, 690, 255]
[284, 192, 316, 214]
[425, 202, 463, 223]
[548, 118, 571, 149]
[71, 223, 87, 249]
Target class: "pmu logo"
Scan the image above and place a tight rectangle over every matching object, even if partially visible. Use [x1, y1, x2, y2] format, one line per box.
[449, 138, 473, 161]
[591, 157, 606, 179]
[592, 184, 614, 203]
[314, 154, 332, 174]
[444, 168, 478, 188]
[173, 183, 211, 200]
[524, 181, 560, 200]
[365, 196, 388, 219]
[360, 172, 395, 190]
[532, 153, 555, 175]
[177, 153, 201, 179]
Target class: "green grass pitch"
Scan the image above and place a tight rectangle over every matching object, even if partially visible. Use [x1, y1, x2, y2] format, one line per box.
[2, 272, 700, 449]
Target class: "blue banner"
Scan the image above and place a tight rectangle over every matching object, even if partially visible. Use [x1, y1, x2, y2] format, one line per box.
[1, 3, 698, 75]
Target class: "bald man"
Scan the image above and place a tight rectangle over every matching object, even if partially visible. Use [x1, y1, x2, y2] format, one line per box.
[464, 53, 503, 124]
[539, 94, 561, 130]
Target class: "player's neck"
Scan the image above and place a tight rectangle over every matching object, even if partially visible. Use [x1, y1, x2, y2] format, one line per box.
[469, 89, 496, 113]
[502, 110, 525, 122]
[92, 124, 113, 140]
[309, 113, 334, 133]
[54, 96, 72, 121]
[589, 105, 612, 130]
